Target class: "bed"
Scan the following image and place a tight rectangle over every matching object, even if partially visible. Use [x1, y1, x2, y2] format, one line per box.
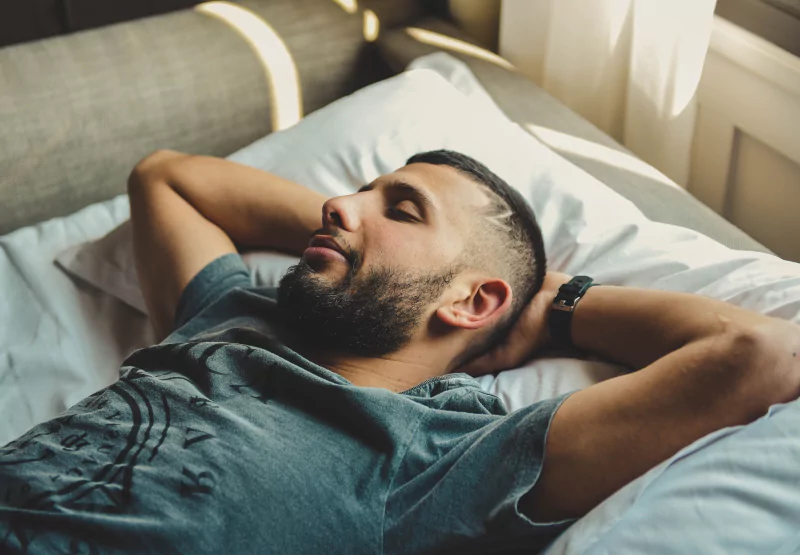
[2, 2, 799, 553]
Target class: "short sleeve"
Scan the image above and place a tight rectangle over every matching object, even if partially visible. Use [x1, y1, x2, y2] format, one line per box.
[384, 393, 575, 555]
[173, 253, 251, 331]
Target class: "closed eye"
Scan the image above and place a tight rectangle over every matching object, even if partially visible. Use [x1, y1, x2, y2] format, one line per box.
[358, 182, 432, 223]
[388, 200, 421, 222]
[387, 206, 419, 222]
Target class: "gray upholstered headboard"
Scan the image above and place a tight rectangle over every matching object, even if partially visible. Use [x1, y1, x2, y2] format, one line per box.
[0, 0, 424, 235]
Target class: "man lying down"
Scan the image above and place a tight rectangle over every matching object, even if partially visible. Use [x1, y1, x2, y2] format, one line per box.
[2, 150, 799, 554]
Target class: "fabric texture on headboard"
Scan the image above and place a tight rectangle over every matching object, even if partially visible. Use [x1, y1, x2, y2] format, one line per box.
[0, 0, 423, 235]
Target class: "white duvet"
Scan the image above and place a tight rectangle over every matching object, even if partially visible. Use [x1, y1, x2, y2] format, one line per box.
[2, 54, 800, 553]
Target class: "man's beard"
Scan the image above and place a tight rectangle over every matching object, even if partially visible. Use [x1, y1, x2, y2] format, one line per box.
[276, 259, 461, 358]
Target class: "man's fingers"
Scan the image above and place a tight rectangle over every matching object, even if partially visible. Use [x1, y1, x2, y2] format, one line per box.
[461, 343, 517, 376]
[495, 324, 538, 368]
[458, 277, 557, 376]
[459, 353, 496, 376]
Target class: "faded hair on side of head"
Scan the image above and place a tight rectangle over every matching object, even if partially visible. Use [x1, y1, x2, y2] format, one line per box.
[405, 149, 547, 370]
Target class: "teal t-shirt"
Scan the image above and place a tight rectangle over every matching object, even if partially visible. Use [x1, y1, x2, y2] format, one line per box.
[0, 254, 571, 554]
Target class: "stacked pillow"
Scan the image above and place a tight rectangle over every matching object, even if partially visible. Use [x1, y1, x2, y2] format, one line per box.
[58, 57, 800, 408]
[42, 55, 800, 554]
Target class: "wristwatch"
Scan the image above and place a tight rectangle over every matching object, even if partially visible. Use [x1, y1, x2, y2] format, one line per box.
[549, 276, 597, 349]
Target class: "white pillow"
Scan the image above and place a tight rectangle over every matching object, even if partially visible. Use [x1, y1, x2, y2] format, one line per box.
[57, 56, 800, 411]
[544, 400, 800, 555]
[50, 54, 800, 554]
[56, 220, 297, 315]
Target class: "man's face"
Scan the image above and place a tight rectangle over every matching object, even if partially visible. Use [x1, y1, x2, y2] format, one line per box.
[277, 163, 490, 357]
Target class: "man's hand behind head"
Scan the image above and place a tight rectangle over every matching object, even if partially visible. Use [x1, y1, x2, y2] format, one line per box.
[457, 272, 573, 376]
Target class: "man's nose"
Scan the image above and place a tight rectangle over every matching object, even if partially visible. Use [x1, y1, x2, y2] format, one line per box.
[322, 195, 361, 231]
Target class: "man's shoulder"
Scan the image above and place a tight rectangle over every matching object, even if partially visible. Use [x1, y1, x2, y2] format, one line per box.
[404, 374, 509, 416]
[165, 283, 282, 346]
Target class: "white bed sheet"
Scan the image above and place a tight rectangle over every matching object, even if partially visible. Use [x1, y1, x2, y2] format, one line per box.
[0, 196, 155, 446]
[4, 51, 800, 460]
[2, 55, 800, 554]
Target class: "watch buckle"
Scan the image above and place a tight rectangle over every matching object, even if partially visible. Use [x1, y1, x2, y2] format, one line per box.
[552, 298, 579, 312]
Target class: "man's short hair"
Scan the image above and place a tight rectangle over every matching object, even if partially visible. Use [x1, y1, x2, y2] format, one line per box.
[406, 150, 547, 369]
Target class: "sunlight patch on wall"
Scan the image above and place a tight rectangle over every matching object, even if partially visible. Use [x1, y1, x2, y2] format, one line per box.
[331, 0, 358, 14]
[196, 1, 302, 131]
[405, 27, 514, 70]
[528, 124, 681, 189]
[363, 10, 379, 42]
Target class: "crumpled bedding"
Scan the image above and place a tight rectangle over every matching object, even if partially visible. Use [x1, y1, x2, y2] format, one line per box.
[3, 188, 800, 554]
[0, 195, 155, 446]
[2, 54, 800, 554]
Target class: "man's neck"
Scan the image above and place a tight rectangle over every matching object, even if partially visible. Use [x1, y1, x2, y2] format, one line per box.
[290, 342, 451, 393]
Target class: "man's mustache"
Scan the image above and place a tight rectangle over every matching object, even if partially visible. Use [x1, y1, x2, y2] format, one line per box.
[311, 227, 359, 268]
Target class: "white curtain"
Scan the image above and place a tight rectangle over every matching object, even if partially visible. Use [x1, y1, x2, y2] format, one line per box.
[499, 0, 717, 186]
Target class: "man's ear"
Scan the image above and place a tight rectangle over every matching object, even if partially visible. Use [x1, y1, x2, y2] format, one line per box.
[435, 278, 513, 330]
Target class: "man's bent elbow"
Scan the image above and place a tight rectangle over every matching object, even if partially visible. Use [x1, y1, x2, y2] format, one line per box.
[128, 149, 186, 191]
[717, 320, 800, 419]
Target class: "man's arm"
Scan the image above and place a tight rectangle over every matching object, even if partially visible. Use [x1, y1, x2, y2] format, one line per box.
[127, 150, 327, 339]
[519, 285, 800, 522]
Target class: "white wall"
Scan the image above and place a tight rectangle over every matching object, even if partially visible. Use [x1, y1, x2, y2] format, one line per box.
[689, 16, 800, 261]
[728, 134, 800, 260]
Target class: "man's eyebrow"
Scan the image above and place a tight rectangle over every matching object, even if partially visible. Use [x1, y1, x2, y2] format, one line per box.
[357, 180, 437, 215]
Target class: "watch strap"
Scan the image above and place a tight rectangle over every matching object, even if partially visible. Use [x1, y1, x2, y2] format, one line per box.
[549, 276, 596, 348]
